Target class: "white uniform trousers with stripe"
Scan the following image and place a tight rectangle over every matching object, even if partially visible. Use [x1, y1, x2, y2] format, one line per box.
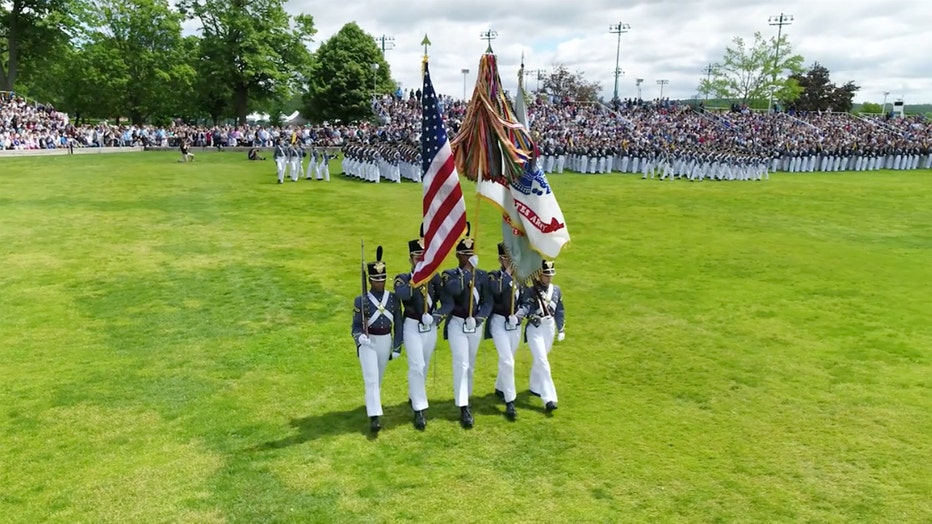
[448, 316, 482, 407]
[490, 314, 520, 403]
[404, 318, 437, 412]
[527, 317, 558, 404]
[358, 334, 392, 417]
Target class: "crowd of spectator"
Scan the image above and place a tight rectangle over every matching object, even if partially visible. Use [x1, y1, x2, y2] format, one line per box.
[4, 89, 931, 173]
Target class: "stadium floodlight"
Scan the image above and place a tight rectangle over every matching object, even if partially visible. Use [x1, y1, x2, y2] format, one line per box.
[767, 13, 794, 112]
[609, 22, 631, 102]
[656, 79, 669, 99]
[636, 78, 644, 99]
[882, 91, 890, 114]
[374, 35, 395, 56]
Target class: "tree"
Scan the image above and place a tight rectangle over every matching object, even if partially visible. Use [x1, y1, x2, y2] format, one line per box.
[178, 0, 315, 125]
[859, 102, 882, 114]
[0, 0, 79, 91]
[302, 22, 392, 124]
[699, 31, 804, 107]
[788, 63, 860, 112]
[79, 0, 193, 124]
[541, 64, 600, 102]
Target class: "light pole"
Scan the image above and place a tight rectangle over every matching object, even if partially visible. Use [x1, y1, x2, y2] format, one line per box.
[461, 68, 470, 100]
[882, 91, 890, 115]
[371, 63, 379, 94]
[767, 12, 794, 112]
[656, 79, 669, 99]
[480, 29, 498, 52]
[373, 34, 395, 56]
[636, 78, 643, 100]
[525, 69, 544, 93]
[703, 63, 713, 101]
[609, 21, 631, 102]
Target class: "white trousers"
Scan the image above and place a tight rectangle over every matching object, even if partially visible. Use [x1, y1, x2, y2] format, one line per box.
[358, 334, 392, 417]
[526, 318, 557, 404]
[490, 314, 520, 403]
[447, 316, 482, 407]
[275, 159, 286, 182]
[404, 318, 437, 412]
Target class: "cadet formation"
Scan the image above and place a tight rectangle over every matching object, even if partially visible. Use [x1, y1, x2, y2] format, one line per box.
[352, 227, 566, 433]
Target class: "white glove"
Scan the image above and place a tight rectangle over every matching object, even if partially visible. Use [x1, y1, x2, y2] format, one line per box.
[468, 255, 479, 269]
[464, 317, 476, 331]
[557, 331, 565, 342]
[391, 350, 401, 360]
[421, 312, 434, 326]
[357, 334, 371, 346]
[507, 315, 518, 328]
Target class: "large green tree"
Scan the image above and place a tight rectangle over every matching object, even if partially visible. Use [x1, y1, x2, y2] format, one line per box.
[178, 0, 315, 125]
[79, 0, 193, 124]
[699, 31, 804, 107]
[302, 22, 391, 124]
[788, 62, 860, 113]
[541, 64, 600, 102]
[0, 0, 79, 91]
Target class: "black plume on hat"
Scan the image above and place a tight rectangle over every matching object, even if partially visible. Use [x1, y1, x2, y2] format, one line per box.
[497, 242, 507, 256]
[409, 223, 426, 255]
[367, 245, 387, 281]
[456, 221, 475, 254]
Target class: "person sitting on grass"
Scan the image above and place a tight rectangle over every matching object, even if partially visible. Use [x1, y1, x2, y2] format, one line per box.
[248, 147, 266, 161]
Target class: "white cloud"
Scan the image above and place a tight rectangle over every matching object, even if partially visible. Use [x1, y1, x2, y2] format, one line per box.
[288, 0, 930, 104]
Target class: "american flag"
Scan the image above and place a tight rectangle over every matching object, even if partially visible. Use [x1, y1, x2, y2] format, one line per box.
[412, 62, 467, 287]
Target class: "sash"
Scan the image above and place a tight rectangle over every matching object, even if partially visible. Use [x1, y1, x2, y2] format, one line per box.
[365, 292, 391, 328]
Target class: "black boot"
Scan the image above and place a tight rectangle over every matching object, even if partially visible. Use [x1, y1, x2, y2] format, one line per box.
[414, 410, 426, 430]
[369, 416, 381, 433]
[505, 401, 517, 420]
[460, 406, 474, 429]
[545, 401, 558, 413]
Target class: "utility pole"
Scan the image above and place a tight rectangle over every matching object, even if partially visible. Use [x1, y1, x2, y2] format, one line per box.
[374, 34, 395, 56]
[656, 79, 669, 99]
[609, 21, 631, 103]
[480, 29, 498, 53]
[461, 69, 470, 100]
[767, 13, 793, 112]
[703, 63, 713, 101]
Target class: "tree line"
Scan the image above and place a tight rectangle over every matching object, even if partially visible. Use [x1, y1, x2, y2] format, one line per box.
[2, 0, 863, 125]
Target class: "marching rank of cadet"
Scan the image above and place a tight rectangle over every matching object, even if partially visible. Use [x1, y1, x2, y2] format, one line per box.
[351, 229, 567, 433]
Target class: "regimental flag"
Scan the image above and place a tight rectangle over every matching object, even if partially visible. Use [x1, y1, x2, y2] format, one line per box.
[412, 61, 467, 287]
[454, 52, 569, 281]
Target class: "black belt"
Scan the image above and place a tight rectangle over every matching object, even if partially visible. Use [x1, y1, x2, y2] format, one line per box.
[368, 326, 391, 336]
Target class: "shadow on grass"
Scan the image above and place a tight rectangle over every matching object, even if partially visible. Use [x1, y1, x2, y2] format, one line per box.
[249, 389, 551, 451]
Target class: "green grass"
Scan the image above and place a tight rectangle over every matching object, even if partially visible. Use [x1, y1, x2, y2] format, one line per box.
[1, 152, 930, 523]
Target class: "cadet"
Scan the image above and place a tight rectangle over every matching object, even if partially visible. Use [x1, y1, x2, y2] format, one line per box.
[524, 260, 565, 413]
[352, 246, 403, 433]
[487, 242, 527, 420]
[437, 225, 493, 428]
[393, 232, 443, 430]
[273, 140, 287, 184]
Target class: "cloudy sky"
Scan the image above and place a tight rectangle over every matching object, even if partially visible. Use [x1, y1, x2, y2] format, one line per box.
[286, 0, 930, 105]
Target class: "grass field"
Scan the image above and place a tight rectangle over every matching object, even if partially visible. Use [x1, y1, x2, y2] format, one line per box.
[1, 151, 930, 523]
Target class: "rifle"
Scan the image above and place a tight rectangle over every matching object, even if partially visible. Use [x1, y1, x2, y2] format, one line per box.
[360, 239, 368, 336]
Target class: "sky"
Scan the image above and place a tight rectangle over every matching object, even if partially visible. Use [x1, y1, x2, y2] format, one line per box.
[284, 0, 931, 105]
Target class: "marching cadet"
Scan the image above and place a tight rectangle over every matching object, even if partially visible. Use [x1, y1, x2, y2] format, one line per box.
[437, 224, 493, 428]
[306, 148, 318, 180]
[352, 246, 403, 433]
[288, 141, 302, 182]
[524, 260, 565, 414]
[393, 232, 443, 430]
[273, 139, 287, 184]
[487, 242, 527, 420]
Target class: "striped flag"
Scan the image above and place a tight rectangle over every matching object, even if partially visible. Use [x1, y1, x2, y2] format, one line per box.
[412, 61, 467, 287]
